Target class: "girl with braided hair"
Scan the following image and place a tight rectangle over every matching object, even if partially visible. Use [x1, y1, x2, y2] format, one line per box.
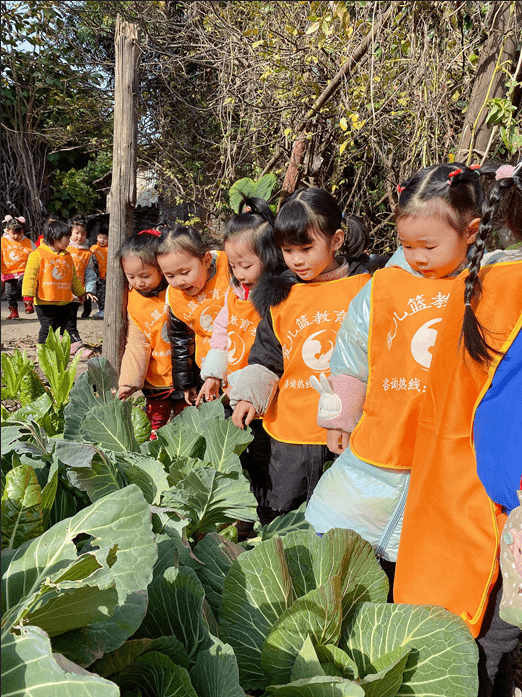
[305, 163, 481, 572]
[395, 161, 521, 696]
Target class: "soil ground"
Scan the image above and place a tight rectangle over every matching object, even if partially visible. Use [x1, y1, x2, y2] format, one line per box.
[1, 298, 103, 377]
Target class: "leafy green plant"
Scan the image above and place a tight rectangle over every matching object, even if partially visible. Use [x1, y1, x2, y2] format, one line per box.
[229, 173, 278, 213]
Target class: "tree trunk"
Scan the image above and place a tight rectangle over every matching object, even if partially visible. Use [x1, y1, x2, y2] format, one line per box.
[456, 1, 522, 163]
[103, 16, 140, 373]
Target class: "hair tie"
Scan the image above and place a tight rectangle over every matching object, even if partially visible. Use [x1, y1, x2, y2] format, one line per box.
[3, 215, 13, 223]
[469, 164, 481, 171]
[397, 184, 405, 194]
[447, 168, 462, 185]
[138, 229, 161, 237]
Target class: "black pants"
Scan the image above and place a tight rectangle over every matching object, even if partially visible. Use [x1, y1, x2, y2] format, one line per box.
[477, 579, 521, 697]
[96, 279, 106, 312]
[267, 439, 333, 514]
[35, 303, 80, 345]
[5, 277, 23, 307]
[81, 298, 92, 317]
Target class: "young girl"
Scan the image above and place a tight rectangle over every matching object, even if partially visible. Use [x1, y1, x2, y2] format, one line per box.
[196, 197, 284, 523]
[156, 226, 230, 404]
[230, 187, 372, 520]
[2, 217, 34, 318]
[91, 230, 108, 319]
[67, 219, 98, 336]
[22, 219, 90, 354]
[304, 163, 481, 567]
[394, 162, 522, 694]
[117, 229, 184, 433]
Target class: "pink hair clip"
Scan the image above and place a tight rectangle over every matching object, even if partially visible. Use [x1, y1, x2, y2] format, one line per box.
[495, 164, 515, 181]
[138, 229, 161, 237]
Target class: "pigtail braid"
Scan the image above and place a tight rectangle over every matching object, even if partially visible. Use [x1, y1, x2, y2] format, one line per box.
[461, 176, 513, 364]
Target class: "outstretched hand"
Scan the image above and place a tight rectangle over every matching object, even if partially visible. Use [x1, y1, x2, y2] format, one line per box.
[232, 400, 256, 429]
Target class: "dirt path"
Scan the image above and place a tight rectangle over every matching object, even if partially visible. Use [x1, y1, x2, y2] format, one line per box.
[1, 299, 104, 377]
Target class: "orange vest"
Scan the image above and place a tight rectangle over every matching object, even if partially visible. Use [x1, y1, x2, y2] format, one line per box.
[91, 244, 108, 280]
[67, 245, 91, 285]
[1, 236, 32, 275]
[226, 289, 261, 376]
[264, 274, 370, 445]
[36, 246, 75, 302]
[127, 288, 173, 388]
[167, 251, 229, 366]
[350, 268, 456, 470]
[394, 261, 522, 637]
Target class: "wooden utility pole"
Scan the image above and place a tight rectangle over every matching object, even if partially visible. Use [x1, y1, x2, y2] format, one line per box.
[103, 16, 140, 372]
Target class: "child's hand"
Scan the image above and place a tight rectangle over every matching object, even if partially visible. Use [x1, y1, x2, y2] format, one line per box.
[232, 400, 256, 429]
[78, 294, 86, 304]
[183, 387, 199, 405]
[326, 428, 350, 455]
[86, 292, 98, 302]
[196, 378, 221, 406]
[118, 385, 137, 400]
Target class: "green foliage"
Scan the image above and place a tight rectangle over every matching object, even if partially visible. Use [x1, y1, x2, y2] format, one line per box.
[48, 150, 112, 218]
[229, 173, 278, 213]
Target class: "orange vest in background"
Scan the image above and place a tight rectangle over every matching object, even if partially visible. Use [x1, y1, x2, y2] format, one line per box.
[394, 261, 522, 638]
[36, 246, 75, 302]
[264, 273, 370, 445]
[127, 288, 173, 388]
[1, 236, 32, 275]
[167, 251, 229, 366]
[91, 244, 108, 280]
[226, 289, 261, 377]
[350, 268, 456, 470]
[67, 245, 91, 285]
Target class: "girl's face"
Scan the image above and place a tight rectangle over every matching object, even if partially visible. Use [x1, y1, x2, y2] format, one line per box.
[225, 238, 263, 290]
[6, 227, 23, 242]
[97, 233, 108, 247]
[122, 256, 163, 292]
[70, 226, 87, 245]
[51, 235, 70, 252]
[157, 249, 212, 296]
[280, 228, 344, 281]
[398, 215, 479, 279]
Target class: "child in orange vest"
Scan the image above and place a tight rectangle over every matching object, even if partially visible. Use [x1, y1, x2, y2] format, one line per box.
[394, 162, 522, 693]
[305, 164, 482, 569]
[67, 219, 97, 345]
[118, 229, 184, 434]
[156, 226, 230, 405]
[22, 219, 90, 354]
[91, 230, 108, 319]
[230, 188, 373, 521]
[2, 217, 34, 319]
[196, 196, 285, 523]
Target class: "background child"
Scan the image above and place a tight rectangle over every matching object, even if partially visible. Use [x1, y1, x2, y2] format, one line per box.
[22, 218, 90, 355]
[230, 187, 372, 521]
[117, 229, 184, 435]
[304, 164, 481, 569]
[91, 230, 108, 319]
[156, 226, 230, 404]
[2, 217, 34, 319]
[196, 196, 284, 523]
[394, 162, 522, 695]
[67, 218, 98, 332]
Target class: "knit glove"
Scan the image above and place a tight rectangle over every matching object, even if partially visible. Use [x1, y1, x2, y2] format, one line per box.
[310, 372, 366, 433]
[228, 364, 279, 414]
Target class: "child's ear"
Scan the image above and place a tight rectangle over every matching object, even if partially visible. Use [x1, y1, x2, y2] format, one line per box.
[203, 251, 212, 268]
[466, 217, 481, 244]
[331, 229, 345, 252]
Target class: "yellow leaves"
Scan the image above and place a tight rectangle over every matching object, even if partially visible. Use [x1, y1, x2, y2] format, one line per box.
[306, 21, 321, 35]
[284, 127, 292, 138]
[339, 117, 348, 132]
[252, 40, 265, 49]
[339, 140, 350, 155]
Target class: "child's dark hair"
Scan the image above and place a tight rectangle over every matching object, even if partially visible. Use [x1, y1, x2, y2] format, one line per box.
[274, 187, 367, 258]
[461, 161, 522, 364]
[44, 219, 70, 245]
[117, 229, 163, 266]
[223, 196, 283, 284]
[156, 225, 209, 259]
[5, 219, 24, 234]
[69, 217, 88, 234]
[395, 163, 483, 235]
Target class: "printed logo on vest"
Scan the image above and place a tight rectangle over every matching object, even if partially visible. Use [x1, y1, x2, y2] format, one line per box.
[228, 332, 245, 366]
[411, 317, 442, 370]
[52, 265, 66, 280]
[9, 249, 21, 261]
[301, 328, 335, 372]
[160, 321, 169, 344]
